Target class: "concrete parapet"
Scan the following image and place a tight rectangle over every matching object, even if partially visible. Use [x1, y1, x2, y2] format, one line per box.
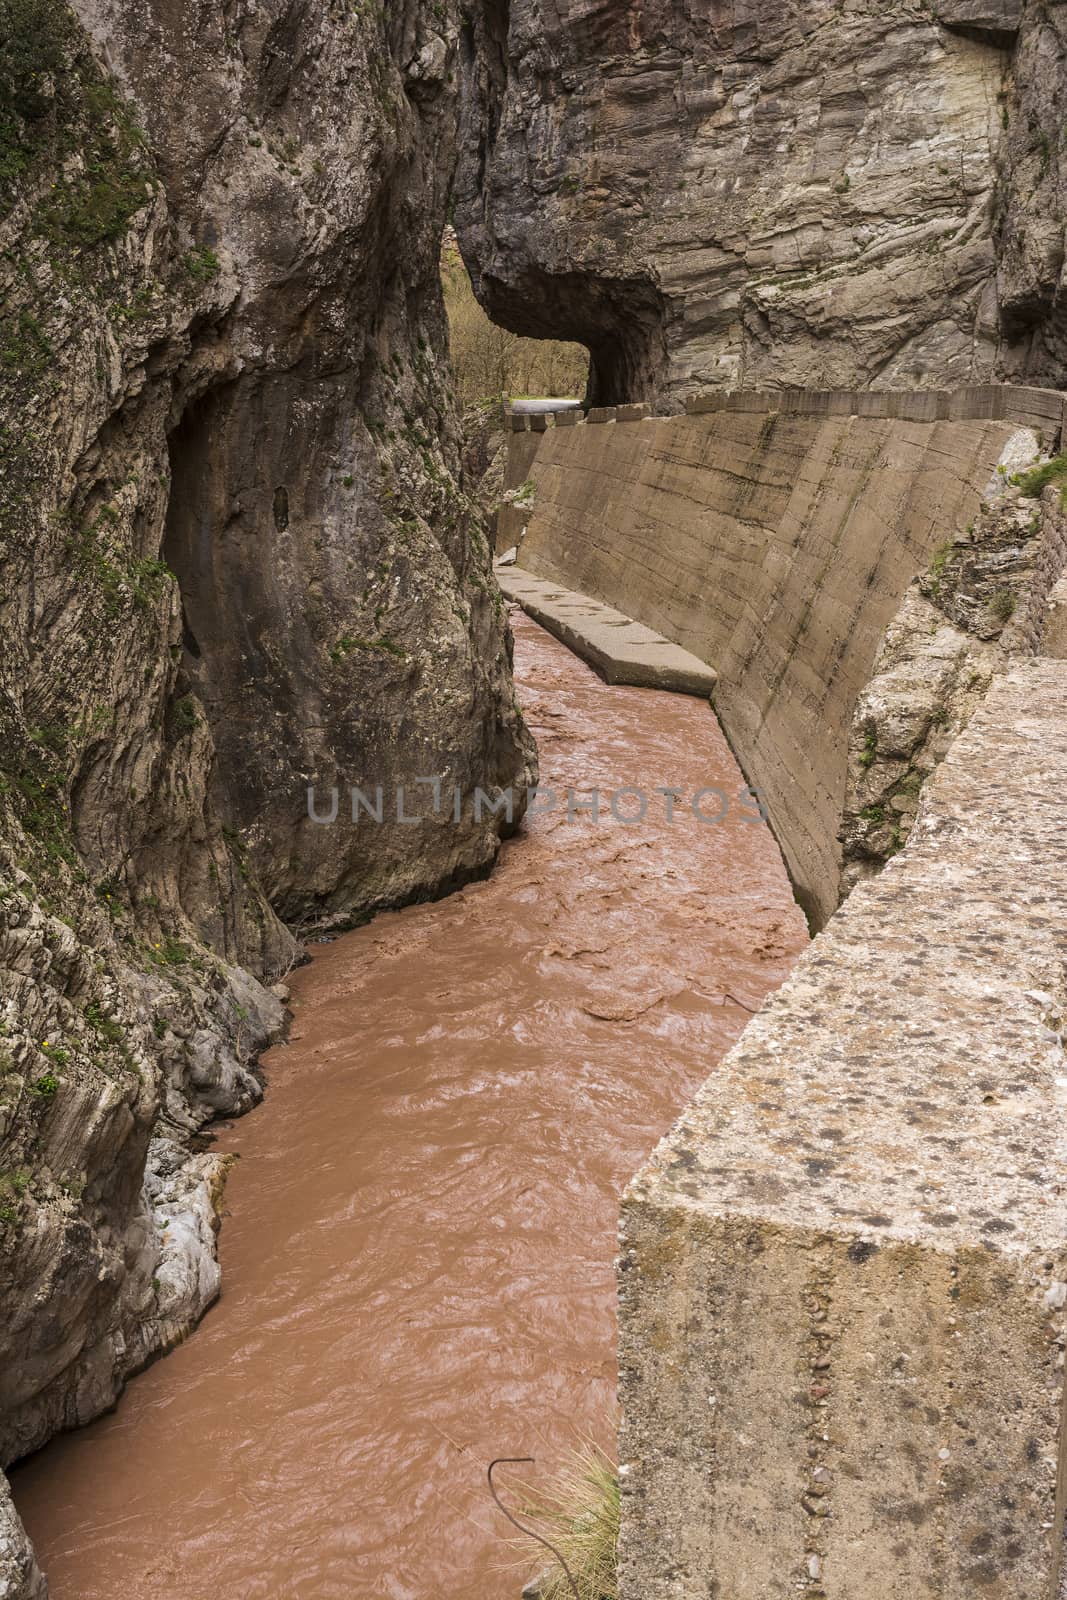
[851, 390, 890, 416]
[946, 385, 1064, 441]
[587, 406, 618, 424]
[1001, 385, 1065, 441]
[685, 392, 727, 415]
[553, 409, 582, 427]
[508, 412, 530, 432]
[529, 412, 550, 432]
[617, 403, 652, 423]
[618, 659, 1067, 1600]
[947, 384, 1008, 421]
[680, 385, 1064, 431]
[779, 390, 855, 418]
[885, 389, 951, 421]
[722, 390, 781, 413]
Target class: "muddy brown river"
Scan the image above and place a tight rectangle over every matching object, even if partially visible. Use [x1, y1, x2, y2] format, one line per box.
[12, 611, 807, 1598]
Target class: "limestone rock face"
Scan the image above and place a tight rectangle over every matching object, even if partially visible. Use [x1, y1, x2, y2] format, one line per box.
[0, 1477, 45, 1600]
[456, 0, 1066, 404]
[0, 0, 531, 1578]
[841, 469, 1067, 894]
[74, 0, 535, 920]
[997, 6, 1067, 386]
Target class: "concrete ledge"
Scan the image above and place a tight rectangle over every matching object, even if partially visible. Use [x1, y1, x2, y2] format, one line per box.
[885, 389, 951, 421]
[587, 406, 618, 424]
[554, 409, 582, 427]
[618, 658, 1067, 1599]
[494, 565, 718, 695]
[617, 403, 652, 423]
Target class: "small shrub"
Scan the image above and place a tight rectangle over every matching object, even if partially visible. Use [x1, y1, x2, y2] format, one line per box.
[31, 1071, 59, 1098]
[172, 695, 199, 736]
[1015, 454, 1067, 506]
[991, 588, 1017, 623]
[146, 937, 190, 967]
[84, 1001, 124, 1044]
[928, 540, 954, 593]
[184, 246, 220, 284]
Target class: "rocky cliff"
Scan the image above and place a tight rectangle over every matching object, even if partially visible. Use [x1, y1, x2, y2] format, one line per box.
[841, 467, 1067, 893]
[0, 1, 532, 1589]
[457, 0, 1067, 405]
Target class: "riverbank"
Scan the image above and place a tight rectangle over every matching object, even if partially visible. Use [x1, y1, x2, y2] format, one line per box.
[12, 612, 807, 1598]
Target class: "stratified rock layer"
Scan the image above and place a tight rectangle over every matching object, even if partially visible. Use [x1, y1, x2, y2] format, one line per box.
[841, 472, 1067, 894]
[457, 0, 1067, 404]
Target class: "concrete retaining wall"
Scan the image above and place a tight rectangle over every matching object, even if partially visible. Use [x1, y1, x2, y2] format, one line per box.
[510, 403, 1032, 924]
[500, 386, 1067, 1598]
[618, 659, 1067, 1600]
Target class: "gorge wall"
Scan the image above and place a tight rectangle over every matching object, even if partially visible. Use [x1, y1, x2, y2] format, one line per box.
[457, 0, 1067, 405]
[0, 1, 532, 1589]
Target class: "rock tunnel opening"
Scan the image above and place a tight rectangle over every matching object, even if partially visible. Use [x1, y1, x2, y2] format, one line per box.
[442, 240, 591, 404]
[464, 264, 667, 407]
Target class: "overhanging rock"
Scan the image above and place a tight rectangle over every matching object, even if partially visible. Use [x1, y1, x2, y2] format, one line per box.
[618, 658, 1067, 1600]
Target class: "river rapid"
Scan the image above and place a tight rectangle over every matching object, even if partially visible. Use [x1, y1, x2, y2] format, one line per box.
[13, 610, 807, 1598]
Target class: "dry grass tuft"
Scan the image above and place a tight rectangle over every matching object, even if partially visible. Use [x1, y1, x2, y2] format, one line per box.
[508, 1440, 619, 1600]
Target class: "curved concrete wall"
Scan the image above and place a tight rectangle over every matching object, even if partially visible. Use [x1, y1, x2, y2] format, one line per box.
[501, 387, 1067, 1597]
[514, 406, 1026, 923]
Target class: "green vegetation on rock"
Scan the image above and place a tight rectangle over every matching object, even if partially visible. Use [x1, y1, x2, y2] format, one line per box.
[1014, 454, 1067, 506]
[0, 0, 151, 242]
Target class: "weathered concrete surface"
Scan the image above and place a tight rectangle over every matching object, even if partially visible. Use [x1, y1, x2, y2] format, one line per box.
[495, 566, 717, 695]
[1045, 573, 1067, 659]
[514, 406, 1033, 922]
[618, 658, 1067, 1600]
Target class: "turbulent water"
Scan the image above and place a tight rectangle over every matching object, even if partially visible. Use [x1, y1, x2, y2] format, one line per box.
[12, 611, 807, 1599]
